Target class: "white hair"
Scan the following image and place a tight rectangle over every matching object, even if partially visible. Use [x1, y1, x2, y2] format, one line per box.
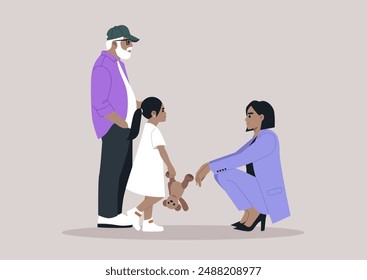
[105, 36, 125, 50]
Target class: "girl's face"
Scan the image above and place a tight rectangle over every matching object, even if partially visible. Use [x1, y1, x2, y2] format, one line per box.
[155, 104, 167, 122]
[245, 106, 264, 131]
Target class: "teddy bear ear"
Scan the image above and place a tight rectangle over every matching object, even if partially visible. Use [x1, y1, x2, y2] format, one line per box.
[163, 200, 167, 207]
[175, 205, 181, 211]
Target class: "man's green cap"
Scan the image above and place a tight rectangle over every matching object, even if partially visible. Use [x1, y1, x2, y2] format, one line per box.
[106, 25, 139, 42]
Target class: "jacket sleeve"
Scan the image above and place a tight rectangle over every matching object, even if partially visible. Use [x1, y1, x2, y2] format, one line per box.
[209, 133, 276, 174]
[91, 66, 114, 117]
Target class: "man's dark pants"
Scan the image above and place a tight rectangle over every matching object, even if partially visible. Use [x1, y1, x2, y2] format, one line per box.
[98, 124, 132, 218]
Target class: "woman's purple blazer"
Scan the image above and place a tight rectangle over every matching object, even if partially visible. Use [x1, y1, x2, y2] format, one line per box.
[209, 129, 290, 223]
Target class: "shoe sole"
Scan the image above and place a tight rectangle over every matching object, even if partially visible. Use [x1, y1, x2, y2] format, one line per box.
[97, 224, 132, 228]
[132, 225, 141, 231]
[142, 227, 164, 232]
[233, 226, 265, 232]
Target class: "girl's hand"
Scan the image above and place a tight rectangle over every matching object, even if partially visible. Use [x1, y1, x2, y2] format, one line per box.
[167, 166, 176, 178]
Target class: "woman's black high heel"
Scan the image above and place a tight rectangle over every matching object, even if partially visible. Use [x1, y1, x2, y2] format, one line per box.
[231, 221, 242, 227]
[235, 214, 266, 231]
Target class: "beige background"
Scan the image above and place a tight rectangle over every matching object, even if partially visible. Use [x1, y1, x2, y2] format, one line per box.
[0, 0, 366, 259]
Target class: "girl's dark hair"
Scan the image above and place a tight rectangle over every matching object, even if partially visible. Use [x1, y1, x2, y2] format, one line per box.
[128, 97, 163, 140]
[141, 97, 163, 119]
[246, 100, 275, 131]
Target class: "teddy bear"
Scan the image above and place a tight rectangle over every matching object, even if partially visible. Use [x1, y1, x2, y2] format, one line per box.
[162, 172, 194, 211]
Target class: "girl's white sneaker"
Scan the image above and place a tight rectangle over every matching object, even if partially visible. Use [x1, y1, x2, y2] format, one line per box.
[142, 219, 164, 232]
[127, 208, 142, 231]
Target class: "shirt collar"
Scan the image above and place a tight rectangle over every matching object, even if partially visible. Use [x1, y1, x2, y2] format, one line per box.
[101, 50, 119, 62]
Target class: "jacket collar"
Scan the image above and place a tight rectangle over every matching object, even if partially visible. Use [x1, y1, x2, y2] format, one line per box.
[258, 129, 268, 137]
[251, 129, 268, 141]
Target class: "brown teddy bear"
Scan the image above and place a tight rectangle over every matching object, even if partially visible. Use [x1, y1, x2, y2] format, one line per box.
[163, 172, 194, 211]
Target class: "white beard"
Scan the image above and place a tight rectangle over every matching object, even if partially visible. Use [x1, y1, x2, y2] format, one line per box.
[116, 45, 132, 60]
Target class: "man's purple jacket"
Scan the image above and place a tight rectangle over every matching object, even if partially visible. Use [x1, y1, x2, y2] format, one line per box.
[91, 51, 130, 138]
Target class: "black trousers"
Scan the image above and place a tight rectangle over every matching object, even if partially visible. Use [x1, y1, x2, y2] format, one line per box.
[98, 125, 132, 218]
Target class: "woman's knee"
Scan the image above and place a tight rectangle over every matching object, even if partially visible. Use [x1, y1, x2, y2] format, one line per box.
[215, 170, 236, 184]
[215, 169, 256, 190]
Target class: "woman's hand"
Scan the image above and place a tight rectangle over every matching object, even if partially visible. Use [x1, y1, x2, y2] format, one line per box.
[195, 162, 211, 187]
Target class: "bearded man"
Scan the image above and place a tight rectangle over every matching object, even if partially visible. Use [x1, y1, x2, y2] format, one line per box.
[91, 25, 141, 228]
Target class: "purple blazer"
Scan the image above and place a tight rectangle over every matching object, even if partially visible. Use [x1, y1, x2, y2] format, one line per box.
[209, 129, 290, 223]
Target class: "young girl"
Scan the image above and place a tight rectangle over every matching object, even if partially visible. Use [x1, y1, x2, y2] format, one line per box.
[126, 97, 176, 232]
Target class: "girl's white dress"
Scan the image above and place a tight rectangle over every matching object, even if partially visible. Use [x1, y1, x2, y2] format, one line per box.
[127, 123, 166, 197]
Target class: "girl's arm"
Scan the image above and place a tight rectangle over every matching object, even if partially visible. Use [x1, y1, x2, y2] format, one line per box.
[157, 146, 176, 178]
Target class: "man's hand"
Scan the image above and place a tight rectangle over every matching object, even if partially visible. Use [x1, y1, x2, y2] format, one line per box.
[195, 162, 210, 187]
[116, 119, 128, 129]
[105, 112, 128, 128]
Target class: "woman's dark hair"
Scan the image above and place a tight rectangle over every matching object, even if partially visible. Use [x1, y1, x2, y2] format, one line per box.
[128, 97, 163, 140]
[246, 100, 275, 131]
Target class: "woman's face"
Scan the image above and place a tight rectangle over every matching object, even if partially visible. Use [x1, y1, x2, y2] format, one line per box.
[245, 106, 264, 131]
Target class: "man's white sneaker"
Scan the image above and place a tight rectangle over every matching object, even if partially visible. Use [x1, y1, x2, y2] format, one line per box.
[97, 213, 132, 228]
[142, 219, 164, 232]
[127, 208, 142, 231]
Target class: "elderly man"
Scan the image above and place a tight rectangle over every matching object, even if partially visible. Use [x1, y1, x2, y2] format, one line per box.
[91, 25, 141, 228]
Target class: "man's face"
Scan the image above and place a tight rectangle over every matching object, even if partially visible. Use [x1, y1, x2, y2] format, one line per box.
[115, 39, 133, 60]
[119, 39, 133, 51]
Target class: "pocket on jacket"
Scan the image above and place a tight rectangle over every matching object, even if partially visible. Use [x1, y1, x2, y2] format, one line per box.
[267, 187, 282, 196]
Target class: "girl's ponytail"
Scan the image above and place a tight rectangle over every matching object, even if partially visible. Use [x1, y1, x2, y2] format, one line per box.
[128, 108, 142, 140]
